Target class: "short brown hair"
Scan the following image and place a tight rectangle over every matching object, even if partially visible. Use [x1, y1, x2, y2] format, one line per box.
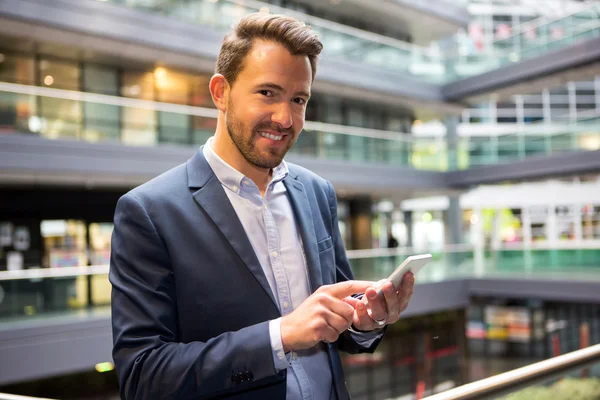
[216, 13, 323, 84]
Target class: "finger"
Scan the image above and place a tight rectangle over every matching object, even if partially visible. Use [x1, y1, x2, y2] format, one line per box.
[342, 296, 361, 308]
[323, 310, 353, 335]
[353, 300, 375, 330]
[318, 295, 355, 324]
[402, 272, 416, 291]
[322, 325, 341, 343]
[323, 280, 377, 299]
[380, 280, 400, 322]
[398, 272, 416, 313]
[365, 287, 387, 322]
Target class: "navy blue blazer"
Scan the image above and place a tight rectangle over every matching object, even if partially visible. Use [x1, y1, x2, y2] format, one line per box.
[110, 148, 385, 399]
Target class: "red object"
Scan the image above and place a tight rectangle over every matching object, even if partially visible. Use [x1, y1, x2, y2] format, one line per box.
[581, 323, 590, 378]
[552, 334, 561, 357]
[416, 380, 425, 400]
[524, 28, 536, 41]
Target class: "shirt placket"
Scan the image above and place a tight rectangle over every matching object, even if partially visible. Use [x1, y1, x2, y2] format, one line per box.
[262, 190, 314, 400]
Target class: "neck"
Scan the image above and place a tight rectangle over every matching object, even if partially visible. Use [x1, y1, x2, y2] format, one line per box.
[212, 118, 272, 193]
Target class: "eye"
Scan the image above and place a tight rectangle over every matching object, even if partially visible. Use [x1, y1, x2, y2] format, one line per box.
[259, 90, 273, 97]
[293, 98, 306, 105]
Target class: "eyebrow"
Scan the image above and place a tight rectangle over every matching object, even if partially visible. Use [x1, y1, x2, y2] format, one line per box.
[255, 82, 311, 99]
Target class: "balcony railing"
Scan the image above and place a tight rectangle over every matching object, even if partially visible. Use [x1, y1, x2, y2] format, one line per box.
[1, 245, 599, 321]
[1, 82, 599, 172]
[97, 0, 600, 83]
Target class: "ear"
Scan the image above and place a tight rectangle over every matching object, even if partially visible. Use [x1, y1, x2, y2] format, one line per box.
[209, 74, 229, 112]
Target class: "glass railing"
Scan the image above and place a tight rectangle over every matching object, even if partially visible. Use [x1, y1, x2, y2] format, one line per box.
[0, 81, 447, 170]
[2, 245, 599, 321]
[447, 4, 600, 80]
[348, 245, 600, 283]
[99, 0, 447, 81]
[2, 82, 599, 171]
[423, 344, 600, 400]
[96, 0, 600, 83]
[456, 111, 600, 168]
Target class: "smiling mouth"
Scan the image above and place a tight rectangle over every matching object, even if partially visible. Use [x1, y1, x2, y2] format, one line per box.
[258, 131, 284, 141]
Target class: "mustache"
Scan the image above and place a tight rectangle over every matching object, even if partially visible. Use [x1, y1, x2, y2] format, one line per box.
[254, 123, 293, 135]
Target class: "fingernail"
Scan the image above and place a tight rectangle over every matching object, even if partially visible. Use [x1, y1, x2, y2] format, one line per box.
[357, 302, 365, 310]
[368, 291, 377, 299]
[385, 285, 394, 294]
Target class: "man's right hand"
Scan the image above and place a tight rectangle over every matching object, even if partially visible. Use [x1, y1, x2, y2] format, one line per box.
[280, 280, 374, 352]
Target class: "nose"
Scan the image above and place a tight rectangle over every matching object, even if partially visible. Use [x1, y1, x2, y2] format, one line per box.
[272, 102, 293, 130]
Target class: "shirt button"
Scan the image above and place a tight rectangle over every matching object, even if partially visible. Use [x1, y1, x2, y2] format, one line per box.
[283, 301, 289, 308]
[271, 251, 278, 258]
[232, 185, 238, 191]
[292, 352, 298, 360]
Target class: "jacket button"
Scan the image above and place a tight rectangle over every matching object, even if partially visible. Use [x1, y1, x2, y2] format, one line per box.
[247, 372, 254, 381]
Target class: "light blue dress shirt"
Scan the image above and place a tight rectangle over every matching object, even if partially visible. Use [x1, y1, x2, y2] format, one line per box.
[203, 138, 334, 400]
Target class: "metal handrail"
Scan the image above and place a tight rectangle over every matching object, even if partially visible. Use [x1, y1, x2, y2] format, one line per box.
[0, 81, 416, 141]
[0, 394, 56, 400]
[423, 344, 600, 400]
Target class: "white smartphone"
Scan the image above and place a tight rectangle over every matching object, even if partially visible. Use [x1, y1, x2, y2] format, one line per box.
[376, 253, 432, 297]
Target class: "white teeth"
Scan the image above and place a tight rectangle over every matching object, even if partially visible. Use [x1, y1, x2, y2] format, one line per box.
[259, 131, 283, 141]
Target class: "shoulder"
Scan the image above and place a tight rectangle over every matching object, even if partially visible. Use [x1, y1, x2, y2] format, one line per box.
[286, 162, 332, 193]
[123, 162, 189, 209]
[285, 162, 335, 207]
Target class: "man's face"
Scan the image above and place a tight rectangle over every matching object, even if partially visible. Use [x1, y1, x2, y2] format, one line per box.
[225, 40, 312, 169]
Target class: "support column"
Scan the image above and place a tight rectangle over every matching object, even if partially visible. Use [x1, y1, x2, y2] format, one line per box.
[404, 210, 413, 249]
[348, 197, 373, 250]
[522, 206, 533, 271]
[491, 209, 502, 251]
[546, 205, 558, 245]
[574, 204, 583, 242]
[472, 208, 485, 276]
[444, 116, 459, 171]
[446, 195, 464, 268]
[447, 196, 463, 247]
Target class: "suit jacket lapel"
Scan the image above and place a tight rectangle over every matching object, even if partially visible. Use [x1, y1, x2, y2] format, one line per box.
[187, 149, 278, 309]
[283, 176, 323, 292]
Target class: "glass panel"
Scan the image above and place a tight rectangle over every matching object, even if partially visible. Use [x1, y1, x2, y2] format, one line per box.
[0, 53, 35, 85]
[0, 92, 36, 133]
[122, 107, 157, 146]
[39, 97, 82, 140]
[39, 58, 80, 90]
[158, 111, 189, 145]
[83, 64, 119, 95]
[155, 68, 185, 104]
[121, 71, 154, 100]
[189, 74, 213, 108]
[192, 116, 216, 145]
[83, 102, 120, 142]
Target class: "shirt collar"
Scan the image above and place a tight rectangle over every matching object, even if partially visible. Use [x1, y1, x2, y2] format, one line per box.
[203, 136, 289, 194]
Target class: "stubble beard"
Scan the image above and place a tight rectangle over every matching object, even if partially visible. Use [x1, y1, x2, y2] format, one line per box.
[226, 99, 296, 170]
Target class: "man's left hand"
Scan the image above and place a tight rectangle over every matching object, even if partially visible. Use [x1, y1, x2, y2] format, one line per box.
[344, 272, 415, 331]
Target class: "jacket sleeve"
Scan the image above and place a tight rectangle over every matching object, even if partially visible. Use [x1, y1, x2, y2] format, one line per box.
[110, 193, 280, 400]
[325, 182, 386, 354]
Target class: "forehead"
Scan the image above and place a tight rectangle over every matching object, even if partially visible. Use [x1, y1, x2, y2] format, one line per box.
[236, 40, 312, 89]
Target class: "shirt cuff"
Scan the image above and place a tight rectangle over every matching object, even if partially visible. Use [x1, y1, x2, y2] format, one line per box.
[270, 318, 292, 371]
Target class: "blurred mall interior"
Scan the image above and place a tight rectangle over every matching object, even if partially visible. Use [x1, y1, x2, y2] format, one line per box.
[1, 0, 600, 399]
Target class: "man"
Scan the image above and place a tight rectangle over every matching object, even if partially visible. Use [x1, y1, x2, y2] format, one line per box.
[110, 13, 415, 400]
